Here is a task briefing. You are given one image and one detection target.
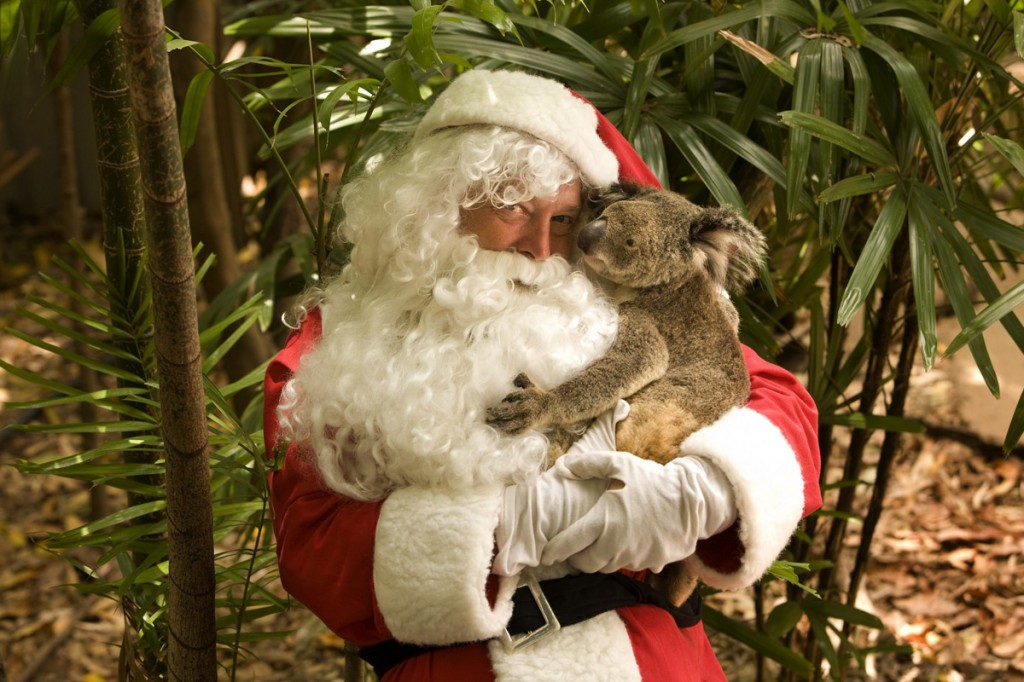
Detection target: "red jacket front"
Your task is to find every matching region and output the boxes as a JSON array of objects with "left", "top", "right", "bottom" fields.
[{"left": 263, "top": 308, "right": 820, "bottom": 681}]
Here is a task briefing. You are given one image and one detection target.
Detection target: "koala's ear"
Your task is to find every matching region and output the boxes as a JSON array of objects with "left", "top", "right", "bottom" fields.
[
  {"left": 586, "top": 181, "right": 653, "bottom": 213},
  {"left": 690, "top": 207, "right": 769, "bottom": 291}
]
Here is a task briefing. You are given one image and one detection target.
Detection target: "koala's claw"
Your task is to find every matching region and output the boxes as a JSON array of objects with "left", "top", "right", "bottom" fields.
[
  {"left": 513, "top": 373, "right": 535, "bottom": 389},
  {"left": 485, "top": 405, "right": 529, "bottom": 433},
  {"left": 486, "top": 387, "right": 547, "bottom": 434}
]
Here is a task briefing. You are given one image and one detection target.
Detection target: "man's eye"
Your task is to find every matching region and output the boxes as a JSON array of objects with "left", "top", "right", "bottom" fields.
[
  {"left": 551, "top": 215, "right": 578, "bottom": 236},
  {"left": 499, "top": 203, "right": 523, "bottom": 213}
]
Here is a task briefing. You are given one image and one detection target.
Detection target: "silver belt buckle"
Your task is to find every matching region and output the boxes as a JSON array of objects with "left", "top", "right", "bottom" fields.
[{"left": 499, "top": 573, "right": 561, "bottom": 653}]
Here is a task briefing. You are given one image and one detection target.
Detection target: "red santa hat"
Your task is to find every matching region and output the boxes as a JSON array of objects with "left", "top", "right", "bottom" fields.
[{"left": 415, "top": 69, "right": 662, "bottom": 190}]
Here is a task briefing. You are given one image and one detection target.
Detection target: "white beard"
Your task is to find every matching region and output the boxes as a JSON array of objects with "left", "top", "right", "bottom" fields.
[{"left": 280, "top": 246, "right": 619, "bottom": 500}]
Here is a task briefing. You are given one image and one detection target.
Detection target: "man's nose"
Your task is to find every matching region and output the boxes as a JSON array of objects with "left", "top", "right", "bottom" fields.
[{"left": 516, "top": 217, "right": 551, "bottom": 260}]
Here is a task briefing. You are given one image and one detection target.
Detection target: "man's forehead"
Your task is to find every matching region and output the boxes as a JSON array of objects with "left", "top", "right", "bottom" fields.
[{"left": 530, "top": 180, "right": 583, "bottom": 205}]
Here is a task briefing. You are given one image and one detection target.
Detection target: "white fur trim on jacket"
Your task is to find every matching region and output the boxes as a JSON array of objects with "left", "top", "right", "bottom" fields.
[
  {"left": 374, "top": 485, "right": 518, "bottom": 644},
  {"left": 488, "top": 610, "right": 641, "bottom": 682},
  {"left": 679, "top": 406, "right": 804, "bottom": 589},
  {"left": 415, "top": 70, "right": 619, "bottom": 187}
]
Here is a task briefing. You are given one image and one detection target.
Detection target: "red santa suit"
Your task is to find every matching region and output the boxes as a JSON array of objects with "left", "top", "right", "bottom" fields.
[
  {"left": 263, "top": 71, "right": 821, "bottom": 681},
  {"left": 264, "top": 313, "right": 819, "bottom": 681}
]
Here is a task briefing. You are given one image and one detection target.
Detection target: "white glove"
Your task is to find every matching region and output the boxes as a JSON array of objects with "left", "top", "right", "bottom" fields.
[
  {"left": 562, "top": 399, "right": 631, "bottom": 455},
  {"left": 492, "top": 401, "right": 630, "bottom": 576},
  {"left": 541, "top": 450, "right": 738, "bottom": 574}
]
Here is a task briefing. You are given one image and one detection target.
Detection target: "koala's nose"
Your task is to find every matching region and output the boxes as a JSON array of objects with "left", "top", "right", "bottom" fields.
[{"left": 577, "top": 217, "right": 606, "bottom": 254}]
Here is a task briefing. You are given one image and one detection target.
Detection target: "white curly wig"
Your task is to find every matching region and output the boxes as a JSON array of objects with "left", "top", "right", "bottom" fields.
[{"left": 277, "top": 126, "right": 619, "bottom": 500}]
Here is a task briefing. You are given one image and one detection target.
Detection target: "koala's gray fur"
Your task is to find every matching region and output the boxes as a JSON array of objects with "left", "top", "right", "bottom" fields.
[
  {"left": 486, "top": 183, "right": 768, "bottom": 605},
  {"left": 488, "top": 183, "right": 767, "bottom": 463}
]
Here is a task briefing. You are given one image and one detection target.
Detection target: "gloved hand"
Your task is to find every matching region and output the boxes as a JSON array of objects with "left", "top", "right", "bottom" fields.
[
  {"left": 492, "top": 401, "right": 630, "bottom": 576},
  {"left": 561, "top": 399, "right": 631, "bottom": 455},
  {"left": 540, "top": 450, "right": 737, "bottom": 574}
]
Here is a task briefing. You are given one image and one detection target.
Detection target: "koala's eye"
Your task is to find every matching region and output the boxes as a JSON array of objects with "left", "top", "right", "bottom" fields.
[{"left": 625, "top": 238, "right": 636, "bottom": 247}]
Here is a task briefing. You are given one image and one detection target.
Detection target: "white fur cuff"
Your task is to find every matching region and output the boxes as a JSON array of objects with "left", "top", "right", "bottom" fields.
[
  {"left": 374, "top": 485, "right": 518, "bottom": 644},
  {"left": 679, "top": 407, "right": 804, "bottom": 589}
]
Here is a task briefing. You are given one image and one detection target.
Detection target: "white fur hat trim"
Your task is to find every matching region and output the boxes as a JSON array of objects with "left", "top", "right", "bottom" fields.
[{"left": 414, "top": 69, "right": 619, "bottom": 187}]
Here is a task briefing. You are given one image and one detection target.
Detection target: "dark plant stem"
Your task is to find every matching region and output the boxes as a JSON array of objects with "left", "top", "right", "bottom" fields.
[
  {"left": 230, "top": 496, "right": 269, "bottom": 682},
  {"left": 846, "top": 288, "right": 919, "bottom": 606},
  {"left": 344, "top": 641, "right": 364, "bottom": 682},
  {"left": 793, "top": 250, "right": 849, "bottom": 572},
  {"left": 816, "top": 234, "right": 909, "bottom": 594},
  {"left": 783, "top": 250, "right": 851, "bottom": 682},
  {"left": 754, "top": 581, "right": 765, "bottom": 682},
  {"left": 804, "top": 233, "right": 910, "bottom": 675},
  {"left": 831, "top": 270, "right": 919, "bottom": 672}
]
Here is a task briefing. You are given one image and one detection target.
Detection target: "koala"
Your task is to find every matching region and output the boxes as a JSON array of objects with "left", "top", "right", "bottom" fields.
[
  {"left": 486, "top": 184, "right": 768, "bottom": 607},
  {"left": 487, "top": 183, "right": 768, "bottom": 465}
]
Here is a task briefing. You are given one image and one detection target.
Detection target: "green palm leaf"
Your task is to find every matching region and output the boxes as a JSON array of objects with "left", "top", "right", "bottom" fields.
[
  {"left": 929, "top": 216, "right": 1000, "bottom": 397},
  {"left": 703, "top": 606, "right": 814, "bottom": 679},
  {"left": 906, "top": 188, "right": 938, "bottom": 368},
  {"left": 818, "top": 172, "right": 897, "bottom": 203},
  {"left": 5, "top": 387, "right": 154, "bottom": 421},
  {"left": 642, "top": 0, "right": 814, "bottom": 59},
  {"left": 862, "top": 36, "right": 955, "bottom": 209},
  {"left": 786, "top": 37, "right": 820, "bottom": 218},
  {"left": 943, "top": 278, "right": 1024, "bottom": 356},
  {"left": 837, "top": 183, "right": 908, "bottom": 326},
  {"left": 17, "top": 437, "right": 162, "bottom": 474},
  {"left": 983, "top": 133, "right": 1024, "bottom": 178},
  {"left": 778, "top": 111, "right": 896, "bottom": 168},
  {"left": 511, "top": 15, "right": 629, "bottom": 87},
  {"left": 2, "top": 328, "right": 140, "bottom": 383},
  {"left": 15, "top": 306, "right": 139, "bottom": 363},
  {"left": 651, "top": 113, "right": 746, "bottom": 212}
]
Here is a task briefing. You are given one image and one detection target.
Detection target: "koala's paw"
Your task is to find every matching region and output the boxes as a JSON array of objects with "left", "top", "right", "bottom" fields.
[
  {"left": 486, "top": 378, "right": 550, "bottom": 434},
  {"left": 512, "top": 373, "right": 534, "bottom": 389}
]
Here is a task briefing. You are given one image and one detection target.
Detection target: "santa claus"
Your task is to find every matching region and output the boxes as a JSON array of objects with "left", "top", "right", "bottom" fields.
[{"left": 264, "top": 69, "right": 821, "bottom": 681}]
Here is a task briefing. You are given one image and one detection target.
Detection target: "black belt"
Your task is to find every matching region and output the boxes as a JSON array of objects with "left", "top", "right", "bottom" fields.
[{"left": 359, "top": 572, "right": 701, "bottom": 679}]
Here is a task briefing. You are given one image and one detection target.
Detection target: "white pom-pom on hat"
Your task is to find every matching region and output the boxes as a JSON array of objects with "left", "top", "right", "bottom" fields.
[{"left": 414, "top": 69, "right": 619, "bottom": 188}]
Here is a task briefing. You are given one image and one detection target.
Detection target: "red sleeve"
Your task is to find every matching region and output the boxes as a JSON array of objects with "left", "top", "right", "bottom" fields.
[
  {"left": 690, "top": 346, "right": 821, "bottom": 578},
  {"left": 263, "top": 309, "right": 392, "bottom": 645},
  {"left": 263, "top": 309, "right": 322, "bottom": 454},
  {"left": 741, "top": 345, "right": 822, "bottom": 518}
]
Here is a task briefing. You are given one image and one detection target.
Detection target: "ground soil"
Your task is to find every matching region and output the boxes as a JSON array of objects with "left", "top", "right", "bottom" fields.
[{"left": 1, "top": 231, "right": 1022, "bottom": 682}]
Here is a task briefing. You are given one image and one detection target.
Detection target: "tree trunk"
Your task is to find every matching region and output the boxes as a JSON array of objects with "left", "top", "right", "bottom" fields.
[
  {"left": 169, "top": 0, "right": 273, "bottom": 404},
  {"left": 51, "top": 30, "right": 109, "bottom": 520},
  {"left": 84, "top": 0, "right": 149, "bottom": 346},
  {"left": 81, "top": 2, "right": 166, "bottom": 674},
  {"left": 117, "top": 2, "right": 217, "bottom": 679}
]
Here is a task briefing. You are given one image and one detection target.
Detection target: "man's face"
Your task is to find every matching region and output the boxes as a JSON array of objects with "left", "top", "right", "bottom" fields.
[{"left": 460, "top": 180, "right": 582, "bottom": 260}]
